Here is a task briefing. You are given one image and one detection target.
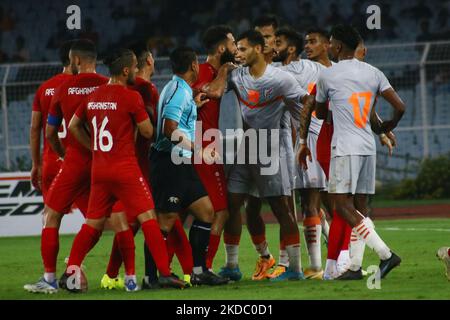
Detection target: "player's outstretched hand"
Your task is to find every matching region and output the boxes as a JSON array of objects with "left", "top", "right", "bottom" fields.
[
  {"left": 297, "top": 143, "right": 312, "bottom": 170},
  {"left": 31, "top": 164, "right": 42, "bottom": 192},
  {"left": 195, "top": 92, "right": 210, "bottom": 108}
]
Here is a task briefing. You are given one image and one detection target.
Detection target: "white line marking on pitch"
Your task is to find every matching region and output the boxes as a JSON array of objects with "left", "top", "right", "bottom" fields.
[{"left": 378, "top": 227, "right": 450, "bottom": 232}]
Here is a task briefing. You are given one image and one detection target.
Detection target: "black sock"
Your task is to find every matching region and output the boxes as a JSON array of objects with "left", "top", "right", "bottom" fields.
[
  {"left": 189, "top": 219, "right": 211, "bottom": 271},
  {"left": 144, "top": 242, "right": 158, "bottom": 282}
]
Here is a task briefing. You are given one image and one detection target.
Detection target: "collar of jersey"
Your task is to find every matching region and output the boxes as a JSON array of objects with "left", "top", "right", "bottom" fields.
[{"left": 172, "top": 75, "right": 192, "bottom": 96}]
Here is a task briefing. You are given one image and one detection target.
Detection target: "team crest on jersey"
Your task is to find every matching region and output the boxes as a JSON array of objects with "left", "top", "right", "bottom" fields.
[
  {"left": 247, "top": 89, "right": 260, "bottom": 104},
  {"left": 263, "top": 87, "right": 274, "bottom": 100}
]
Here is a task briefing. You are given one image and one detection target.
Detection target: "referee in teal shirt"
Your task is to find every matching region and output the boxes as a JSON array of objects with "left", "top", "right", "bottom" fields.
[{"left": 148, "top": 46, "right": 229, "bottom": 286}]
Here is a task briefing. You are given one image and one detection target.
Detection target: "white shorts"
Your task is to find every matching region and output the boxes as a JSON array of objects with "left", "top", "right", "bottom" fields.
[
  {"left": 328, "top": 155, "right": 376, "bottom": 195},
  {"left": 294, "top": 133, "right": 327, "bottom": 190},
  {"left": 227, "top": 155, "right": 292, "bottom": 198}
]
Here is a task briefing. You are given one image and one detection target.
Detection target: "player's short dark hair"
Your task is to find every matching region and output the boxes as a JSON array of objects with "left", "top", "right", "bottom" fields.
[
  {"left": 202, "top": 25, "right": 233, "bottom": 55},
  {"left": 237, "top": 30, "right": 265, "bottom": 49},
  {"left": 330, "top": 24, "right": 361, "bottom": 51},
  {"left": 253, "top": 14, "right": 279, "bottom": 30},
  {"left": 169, "top": 46, "right": 197, "bottom": 74},
  {"left": 103, "top": 48, "right": 135, "bottom": 76},
  {"left": 59, "top": 40, "right": 76, "bottom": 66},
  {"left": 70, "top": 39, "right": 97, "bottom": 62},
  {"left": 275, "top": 28, "right": 303, "bottom": 55},
  {"left": 128, "top": 41, "right": 150, "bottom": 69},
  {"left": 305, "top": 27, "right": 330, "bottom": 42}
]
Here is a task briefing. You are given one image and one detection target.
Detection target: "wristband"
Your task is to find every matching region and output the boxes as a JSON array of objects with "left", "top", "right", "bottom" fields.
[{"left": 299, "top": 138, "right": 306, "bottom": 145}]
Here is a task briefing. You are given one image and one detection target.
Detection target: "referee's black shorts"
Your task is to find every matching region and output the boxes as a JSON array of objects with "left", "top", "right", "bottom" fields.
[{"left": 149, "top": 148, "right": 208, "bottom": 213}]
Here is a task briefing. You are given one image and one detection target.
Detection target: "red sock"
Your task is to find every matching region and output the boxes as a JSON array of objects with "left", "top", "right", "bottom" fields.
[
  {"left": 106, "top": 225, "right": 139, "bottom": 278},
  {"left": 448, "top": 248, "right": 450, "bottom": 256},
  {"left": 327, "top": 210, "right": 346, "bottom": 260},
  {"left": 223, "top": 233, "right": 241, "bottom": 245},
  {"left": 172, "top": 218, "right": 194, "bottom": 275},
  {"left": 166, "top": 230, "right": 177, "bottom": 265},
  {"left": 340, "top": 223, "right": 352, "bottom": 251},
  {"left": 41, "top": 227, "right": 59, "bottom": 273},
  {"left": 106, "top": 236, "right": 121, "bottom": 278},
  {"left": 116, "top": 229, "right": 136, "bottom": 276},
  {"left": 206, "top": 233, "right": 221, "bottom": 270},
  {"left": 67, "top": 224, "right": 101, "bottom": 268},
  {"left": 141, "top": 219, "right": 171, "bottom": 277}
]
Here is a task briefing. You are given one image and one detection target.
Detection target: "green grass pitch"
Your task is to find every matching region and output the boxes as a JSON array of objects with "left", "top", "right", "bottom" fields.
[{"left": 1, "top": 218, "right": 449, "bottom": 300}]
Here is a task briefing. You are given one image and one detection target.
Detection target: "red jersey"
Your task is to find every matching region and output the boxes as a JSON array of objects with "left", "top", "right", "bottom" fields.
[
  {"left": 49, "top": 73, "right": 109, "bottom": 161},
  {"left": 311, "top": 84, "right": 333, "bottom": 178},
  {"left": 191, "top": 63, "right": 221, "bottom": 135},
  {"left": 129, "top": 77, "right": 159, "bottom": 125},
  {"left": 128, "top": 77, "right": 159, "bottom": 179},
  {"left": 32, "top": 73, "right": 72, "bottom": 163},
  {"left": 75, "top": 84, "right": 149, "bottom": 167}
]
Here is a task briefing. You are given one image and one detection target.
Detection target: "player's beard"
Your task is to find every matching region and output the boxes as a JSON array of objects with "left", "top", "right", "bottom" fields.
[
  {"left": 273, "top": 48, "right": 288, "bottom": 63},
  {"left": 220, "top": 48, "right": 236, "bottom": 65},
  {"left": 70, "top": 62, "right": 79, "bottom": 75},
  {"left": 126, "top": 73, "right": 136, "bottom": 85}
]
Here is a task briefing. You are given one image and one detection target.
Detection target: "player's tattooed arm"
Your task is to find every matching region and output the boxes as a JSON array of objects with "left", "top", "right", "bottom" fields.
[
  {"left": 299, "top": 94, "right": 315, "bottom": 141},
  {"left": 201, "top": 63, "right": 236, "bottom": 99},
  {"left": 46, "top": 123, "right": 65, "bottom": 158},
  {"left": 297, "top": 94, "right": 315, "bottom": 169},
  {"left": 315, "top": 101, "right": 328, "bottom": 120},
  {"left": 68, "top": 115, "right": 91, "bottom": 150},
  {"left": 30, "top": 111, "right": 42, "bottom": 191}
]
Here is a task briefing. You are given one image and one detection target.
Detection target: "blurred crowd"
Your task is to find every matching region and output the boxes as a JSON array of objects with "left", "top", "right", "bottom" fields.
[{"left": 0, "top": 0, "right": 449, "bottom": 63}]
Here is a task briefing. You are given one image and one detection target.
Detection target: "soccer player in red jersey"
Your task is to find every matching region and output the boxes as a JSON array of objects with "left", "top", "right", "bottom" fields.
[
  {"left": 30, "top": 40, "right": 75, "bottom": 201},
  {"left": 101, "top": 43, "right": 193, "bottom": 289},
  {"left": 24, "top": 39, "right": 108, "bottom": 294},
  {"left": 191, "top": 25, "right": 237, "bottom": 273},
  {"left": 61, "top": 48, "right": 186, "bottom": 292}
]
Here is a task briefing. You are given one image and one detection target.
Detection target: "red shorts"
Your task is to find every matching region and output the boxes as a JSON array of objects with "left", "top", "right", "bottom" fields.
[
  {"left": 194, "top": 162, "right": 228, "bottom": 212},
  {"left": 45, "top": 156, "right": 91, "bottom": 216},
  {"left": 41, "top": 157, "right": 63, "bottom": 201},
  {"left": 316, "top": 122, "right": 333, "bottom": 180},
  {"left": 87, "top": 161, "right": 154, "bottom": 220}
]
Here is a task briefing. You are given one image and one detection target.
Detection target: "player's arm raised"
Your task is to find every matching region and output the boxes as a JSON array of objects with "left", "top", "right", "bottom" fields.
[
  {"left": 68, "top": 114, "right": 91, "bottom": 150},
  {"left": 201, "top": 63, "right": 236, "bottom": 99}
]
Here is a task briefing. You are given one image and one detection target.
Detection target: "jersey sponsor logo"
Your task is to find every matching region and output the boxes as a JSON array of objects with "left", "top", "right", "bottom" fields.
[
  {"left": 45, "top": 88, "right": 55, "bottom": 96},
  {"left": 68, "top": 86, "right": 99, "bottom": 95},
  {"left": 87, "top": 102, "right": 117, "bottom": 110}
]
